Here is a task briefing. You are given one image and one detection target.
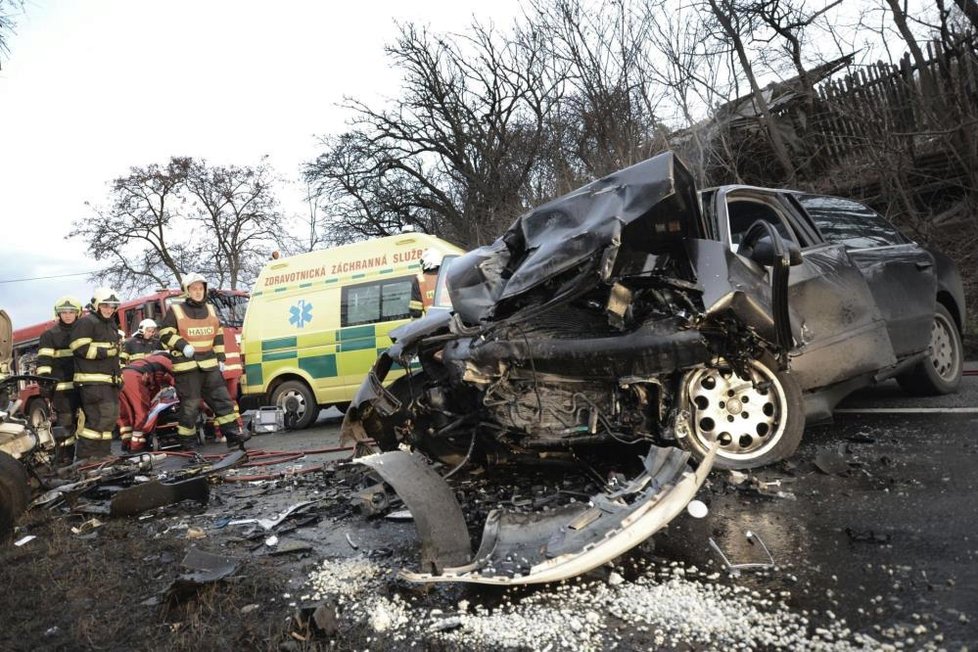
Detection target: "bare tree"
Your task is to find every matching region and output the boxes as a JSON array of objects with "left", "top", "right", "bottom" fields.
[
  {"left": 71, "top": 158, "right": 194, "bottom": 292},
  {"left": 703, "top": 0, "right": 797, "bottom": 180},
  {"left": 71, "top": 157, "right": 283, "bottom": 294},
  {"left": 0, "top": 0, "right": 23, "bottom": 69},
  {"left": 183, "top": 157, "right": 280, "bottom": 289},
  {"left": 306, "top": 20, "right": 564, "bottom": 248},
  {"left": 952, "top": 0, "right": 978, "bottom": 29}
]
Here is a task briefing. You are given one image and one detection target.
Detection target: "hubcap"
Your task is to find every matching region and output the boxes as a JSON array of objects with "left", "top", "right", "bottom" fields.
[
  {"left": 929, "top": 314, "right": 960, "bottom": 381},
  {"left": 277, "top": 389, "right": 308, "bottom": 419},
  {"left": 685, "top": 360, "right": 786, "bottom": 462}
]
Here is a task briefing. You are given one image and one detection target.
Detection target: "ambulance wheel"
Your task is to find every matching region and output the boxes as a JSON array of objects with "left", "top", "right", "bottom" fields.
[
  {"left": 0, "top": 451, "right": 30, "bottom": 542},
  {"left": 272, "top": 381, "right": 318, "bottom": 429}
]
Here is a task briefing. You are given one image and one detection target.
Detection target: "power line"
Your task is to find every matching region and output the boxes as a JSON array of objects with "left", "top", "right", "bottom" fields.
[{"left": 0, "top": 270, "right": 99, "bottom": 284}]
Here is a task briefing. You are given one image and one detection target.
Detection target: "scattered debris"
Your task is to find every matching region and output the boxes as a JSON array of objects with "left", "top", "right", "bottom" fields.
[
  {"left": 344, "top": 532, "right": 358, "bottom": 550},
  {"left": 70, "top": 518, "right": 105, "bottom": 535},
  {"left": 13, "top": 534, "right": 35, "bottom": 547},
  {"left": 166, "top": 548, "right": 241, "bottom": 604},
  {"left": 686, "top": 499, "right": 708, "bottom": 518},
  {"left": 814, "top": 448, "right": 849, "bottom": 476},
  {"left": 845, "top": 528, "right": 892, "bottom": 544},
  {"left": 709, "top": 530, "right": 775, "bottom": 573}
]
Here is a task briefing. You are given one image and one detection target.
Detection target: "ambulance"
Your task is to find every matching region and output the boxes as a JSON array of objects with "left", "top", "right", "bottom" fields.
[{"left": 241, "top": 233, "right": 464, "bottom": 428}]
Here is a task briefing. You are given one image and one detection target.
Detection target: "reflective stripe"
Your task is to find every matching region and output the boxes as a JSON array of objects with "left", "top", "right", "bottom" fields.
[
  {"left": 74, "top": 372, "right": 115, "bottom": 383},
  {"left": 54, "top": 349, "right": 74, "bottom": 358},
  {"left": 223, "top": 364, "right": 242, "bottom": 372},
  {"left": 79, "top": 427, "right": 104, "bottom": 441},
  {"left": 177, "top": 425, "right": 196, "bottom": 436},
  {"left": 63, "top": 436, "right": 76, "bottom": 446},
  {"left": 119, "top": 426, "right": 133, "bottom": 435},
  {"left": 86, "top": 346, "right": 99, "bottom": 360},
  {"left": 172, "top": 360, "right": 198, "bottom": 372},
  {"left": 173, "top": 303, "right": 220, "bottom": 352},
  {"left": 214, "top": 412, "right": 240, "bottom": 425},
  {"left": 55, "top": 381, "right": 75, "bottom": 391},
  {"left": 38, "top": 347, "right": 56, "bottom": 357},
  {"left": 198, "top": 358, "right": 218, "bottom": 369},
  {"left": 70, "top": 337, "right": 93, "bottom": 351},
  {"left": 224, "top": 352, "right": 240, "bottom": 360},
  {"left": 36, "top": 366, "right": 53, "bottom": 376},
  {"left": 129, "top": 352, "right": 147, "bottom": 361},
  {"left": 213, "top": 344, "right": 226, "bottom": 354}
]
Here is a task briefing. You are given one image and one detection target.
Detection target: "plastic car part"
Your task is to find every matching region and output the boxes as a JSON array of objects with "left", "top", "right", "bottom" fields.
[{"left": 363, "top": 442, "right": 716, "bottom": 585}]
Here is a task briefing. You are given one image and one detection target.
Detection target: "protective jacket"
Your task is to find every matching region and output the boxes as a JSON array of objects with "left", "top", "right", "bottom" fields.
[
  {"left": 121, "top": 334, "right": 160, "bottom": 363},
  {"left": 70, "top": 313, "right": 121, "bottom": 385},
  {"left": 37, "top": 321, "right": 77, "bottom": 391},
  {"left": 160, "top": 299, "right": 225, "bottom": 374}
]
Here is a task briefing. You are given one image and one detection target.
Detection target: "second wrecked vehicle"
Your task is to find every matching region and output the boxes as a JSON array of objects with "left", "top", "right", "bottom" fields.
[{"left": 341, "top": 152, "right": 965, "bottom": 584}]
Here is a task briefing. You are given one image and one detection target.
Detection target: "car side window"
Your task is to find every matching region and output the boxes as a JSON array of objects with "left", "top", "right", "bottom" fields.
[
  {"left": 795, "top": 194, "right": 907, "bottom": 248},
  {"left": 727, "top": 199, "right": 797, "bottom": 245}
]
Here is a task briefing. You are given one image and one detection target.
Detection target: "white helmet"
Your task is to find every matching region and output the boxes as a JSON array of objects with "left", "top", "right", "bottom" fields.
[
  {"left": 181, "top": 272, "right": 208, "bottom": 293},
  {"left": 137, "top": 318, "right": 158, "bottom": 335},
  {"left": 420, "top": 248, "right": 442, "bottom": 272},
  {"left": 91, "top": 287, "right": 121, "bottom": 311}
]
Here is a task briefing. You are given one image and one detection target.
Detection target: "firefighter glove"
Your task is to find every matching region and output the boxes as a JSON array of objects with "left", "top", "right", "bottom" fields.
[
  {"left": 219, "top": 361, "right": 226, "bottom": 373},
  {"left": 182, "top": 344, "right": 196, "bottom": 358}
]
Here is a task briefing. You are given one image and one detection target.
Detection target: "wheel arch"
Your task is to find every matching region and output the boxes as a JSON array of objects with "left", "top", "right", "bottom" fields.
[
  {"left": 936, "top": 290, "right": 963, "bottom": 333},
  {"left": 265, "top": 371, "right": 317, "bottom": 406}
]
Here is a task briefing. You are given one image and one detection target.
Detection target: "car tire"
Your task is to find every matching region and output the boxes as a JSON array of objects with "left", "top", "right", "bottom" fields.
[
  {"left": 271, "top": 380, "right": 318, "bottom": 430},
  {"left": 680, "top": 354, "right": 805, "bottom": 470},
  {"left": 896, "top": 304, "right": 963, "bottom": 396},
  {"left": 0, "top": 451, "right": 31, "bottom": 542}
]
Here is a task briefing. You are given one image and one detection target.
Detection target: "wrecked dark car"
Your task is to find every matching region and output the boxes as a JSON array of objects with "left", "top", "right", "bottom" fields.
[{"left": 341, "top": 151, "right": 965, "bottom": 584}]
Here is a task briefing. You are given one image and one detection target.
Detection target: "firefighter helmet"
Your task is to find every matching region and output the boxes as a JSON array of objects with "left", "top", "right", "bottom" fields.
[
  {"left": 53, "top": 296, "right": 82, "bottom": 317},
  {"left": 181, "top": 272, "right": 208, "bottom": 293},
  {"left": 420, "top": 248, "right": 442, "bottom": 272},
  {"left": 91, "top": 287, "right": 121, "bottom": 311},
  {"left": 137, "top": 318, "right": 157, "bottom": 335}
]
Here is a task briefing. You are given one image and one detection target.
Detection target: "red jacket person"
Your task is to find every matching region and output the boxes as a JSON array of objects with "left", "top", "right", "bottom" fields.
[
  {"left": 159, "top": 272, "right": 250, "bottom": 450},
  {"left": 117, "top": 351, "right": 174, "bottom": 452}
]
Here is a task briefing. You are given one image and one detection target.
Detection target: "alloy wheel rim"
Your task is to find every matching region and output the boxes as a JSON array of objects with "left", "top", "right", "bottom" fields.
[
  {"left": 278, "top": 389, "right": 308, "bottom": 419},
  {"left": 686, "top": 360, "right": 786, "bottom": 462},
  {"left": 930, "top": 314, "right": 960, "bottom": 381}
]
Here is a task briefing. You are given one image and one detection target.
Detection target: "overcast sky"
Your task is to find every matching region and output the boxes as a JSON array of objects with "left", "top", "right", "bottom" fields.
[{"left": 0, "top": 0, "right": 519, "bottom": 328}]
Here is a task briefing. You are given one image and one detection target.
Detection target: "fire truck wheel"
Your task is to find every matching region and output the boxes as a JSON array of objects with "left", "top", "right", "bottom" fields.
[{"left": 0, "top": 451, "right": 30, "bottom": 542}]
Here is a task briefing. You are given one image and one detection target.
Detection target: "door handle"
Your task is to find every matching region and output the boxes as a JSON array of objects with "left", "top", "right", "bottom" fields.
[{"left": 915, "top": 261, "right": 933, "bottom": 270}]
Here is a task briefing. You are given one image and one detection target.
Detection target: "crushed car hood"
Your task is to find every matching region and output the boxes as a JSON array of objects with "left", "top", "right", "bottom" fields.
[{"left": 446, "top": 152, "right": 707, "bottom": 324}]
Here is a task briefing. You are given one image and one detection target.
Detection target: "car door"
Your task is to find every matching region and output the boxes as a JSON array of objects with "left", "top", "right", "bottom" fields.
[
  {"left": 791, "top": 193, "right": 936, "bottom": 359},
  {"left": 712, "top": 187, "right": 897, "bottom": 392}
]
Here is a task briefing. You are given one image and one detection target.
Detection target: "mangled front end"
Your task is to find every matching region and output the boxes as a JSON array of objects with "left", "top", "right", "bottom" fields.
[{"left": 342, "top": 152, "right": 796, "bottom": 584}]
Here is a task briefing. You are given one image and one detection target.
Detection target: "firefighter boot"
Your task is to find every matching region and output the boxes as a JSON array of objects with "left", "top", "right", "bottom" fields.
[
  {"left": 75, "top": 438, "right": 111, "bottom": 462},
  {"left": 178, "top": 435, "right": 199, "bottom": 452},
  {"left": 130, "top": 432, "right": 146, "bottom": 453},
  {"left": 226, "top": 426, "right": 251, "bottom": 450}
]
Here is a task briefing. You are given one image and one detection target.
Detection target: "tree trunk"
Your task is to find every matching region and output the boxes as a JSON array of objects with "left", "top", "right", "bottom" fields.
[
  {"left": 953, "top": 0, "right": 978, "bottom": 31},
  {"left": 708, "top": 0, "right": 796, "bottom": 180}
]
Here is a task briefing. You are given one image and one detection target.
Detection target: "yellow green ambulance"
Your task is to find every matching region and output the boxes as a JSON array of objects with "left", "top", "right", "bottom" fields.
[{"left": 241, "top": 233, "right": 463, "bottom": 428}]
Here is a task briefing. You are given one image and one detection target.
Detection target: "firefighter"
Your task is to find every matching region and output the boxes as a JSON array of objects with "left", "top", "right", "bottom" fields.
[
  {"left": 159, "top": 272, "right": 250, "bottom": 450},
  {"left": 410, "top": 248, "right": 442, "bottom": 316},
  {"left": 117, "top": 350, "right": 173, "bottom": 452},
  {"left": 121, "top": 318, "right": 160, "bottom": 363},
  {"left": 36, "top": 296, "right": 83, "bottom": 463},
  {"left": 70, "top": 287, "right": 123, "bottom": 460}
]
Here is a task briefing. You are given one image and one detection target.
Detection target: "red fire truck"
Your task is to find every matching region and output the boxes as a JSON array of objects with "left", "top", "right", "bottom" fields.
[{"left": 10, "top": 288, "right": 249, "bottom": 426}]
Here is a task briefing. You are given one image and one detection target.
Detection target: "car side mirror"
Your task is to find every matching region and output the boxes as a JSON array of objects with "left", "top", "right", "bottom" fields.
[{"left": 740, "top": 234, "right": 803, "bottom": 267}]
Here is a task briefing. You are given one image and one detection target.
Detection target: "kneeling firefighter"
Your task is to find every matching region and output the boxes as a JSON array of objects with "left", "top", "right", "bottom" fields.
[
  {"left": 70, "top": 287, "right": 123, "bottom": 460},
  {"left": 159, "top": 272, "right": 250, "bottom": 450}
]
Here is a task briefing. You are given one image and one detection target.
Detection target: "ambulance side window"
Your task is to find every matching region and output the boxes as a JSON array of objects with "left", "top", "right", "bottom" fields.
[{"left": 341, "top": 277, "right": 414, "bottom": 327}]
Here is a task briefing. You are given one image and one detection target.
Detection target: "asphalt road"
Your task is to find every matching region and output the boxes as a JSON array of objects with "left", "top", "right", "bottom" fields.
[{"left": 228, "top": 376, "right": 978, "bottom": 648}]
